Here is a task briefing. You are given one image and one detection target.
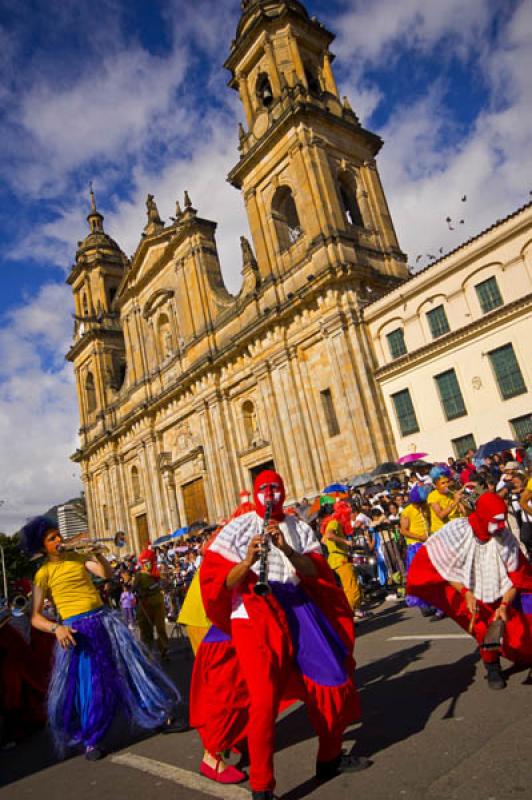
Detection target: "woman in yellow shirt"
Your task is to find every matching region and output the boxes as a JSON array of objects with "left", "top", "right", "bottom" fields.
[
  {"left": 23, "top": 516, "right": 186, "bottom": 761},
  {"left": 400, "top": 485, "right": 439, "bottom": 617}
]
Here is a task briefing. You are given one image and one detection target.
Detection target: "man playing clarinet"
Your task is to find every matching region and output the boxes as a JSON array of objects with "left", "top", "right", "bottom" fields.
[{"left": 191, "top": 469, "right": 369, "bottom": 800}]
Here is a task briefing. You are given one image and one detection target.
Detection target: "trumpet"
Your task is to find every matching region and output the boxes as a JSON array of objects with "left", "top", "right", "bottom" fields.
[
  {"left": 10, "top": 594, "right": 30, "bottom": 616},
  {"left": 449, "top": 481, "right": 478, "bottom": 514},
  {"left": 58, "top": 531, "right": 127, "bottom": 555}
]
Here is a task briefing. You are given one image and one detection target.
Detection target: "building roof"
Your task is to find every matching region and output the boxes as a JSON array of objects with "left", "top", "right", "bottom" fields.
[{"left": 365, "top": 199, "right": 532, "bottom": 313}]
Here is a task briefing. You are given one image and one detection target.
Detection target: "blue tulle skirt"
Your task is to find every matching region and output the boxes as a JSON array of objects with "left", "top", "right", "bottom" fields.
[
  {"left": 48, "top": 607, "right": 179, "bottom": 754},
  {"left": 405, "top": 543, "right": 433, "bottom": 609}
]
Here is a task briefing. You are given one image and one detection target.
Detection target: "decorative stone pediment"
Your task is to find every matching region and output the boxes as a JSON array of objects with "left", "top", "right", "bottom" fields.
[{"left": 142, "top": 288, "right": 174, "bottom": 319}]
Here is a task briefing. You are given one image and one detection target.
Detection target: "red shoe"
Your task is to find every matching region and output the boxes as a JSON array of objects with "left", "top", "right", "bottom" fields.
[{"left": 200, "top": 760, "right": 247, "bottom": 784}]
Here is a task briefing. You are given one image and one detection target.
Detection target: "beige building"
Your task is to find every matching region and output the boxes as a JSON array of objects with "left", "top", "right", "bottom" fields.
[
  {"left": 66, "top": 0, "right": 408, "bottom": 550},
  {"left": 364, "top": 203, "right": 532, "bottom": 462}
]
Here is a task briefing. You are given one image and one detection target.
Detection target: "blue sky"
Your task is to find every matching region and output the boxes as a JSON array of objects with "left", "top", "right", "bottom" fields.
[{"left": 1, "top": 0, "right": 531, "bottom": 531}]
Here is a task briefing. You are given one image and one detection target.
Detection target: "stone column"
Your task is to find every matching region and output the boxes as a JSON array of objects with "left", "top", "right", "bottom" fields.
[
  {"left": 221, "top": 389, "right": 246, "bottom": 494},
  {"left": 345, "top": 310, "right": 397, "bottom": 462},
  {"left": 82, "top": 470, "right": 96, "bottom": 537},
  {"left": 103, "top": 463, "right": 117, "bottom": 533},
  {"left": 254, "top": 361, "right": 293, "bottom": 487},
  {"left": 109, "top": 456, "right": 128, "bottom": 533},
  {"left": 286, "top": 347, "right": 322, "bottom": 491},
  {"left": 205, "top": 392, "right": 235, "bottom": 515},
  {"left": 317, "top": 305, "right": 373, "bottom": 470},
  {"left": 196, "top": 404, "right": 225, "bottom": 520},
  {"left": 268, "top": 353, "right": 308, "bottom": 499},
  {"left": 163, "top": 472, "right": 180, "bottom": 530},
  {"left": 145, "top": 434, "right": 166, "bottom": 535},
  {"left": 322, "top": 52, "right": 339, "bottom": 96},
  {"left": 138, "top": 442, "right": 156, "bottom": 541},
  {"left": 236, "top": 71, "right": 254, "bottom": 128},
  {"left": 287, "top": 28, "right": 306, "bottom": 84},
  {"left": 263, "top": 36, "right": 282, "bottom": 95},
  {"left": 294, "top": 351, "right": 332, "bottom": 484}
]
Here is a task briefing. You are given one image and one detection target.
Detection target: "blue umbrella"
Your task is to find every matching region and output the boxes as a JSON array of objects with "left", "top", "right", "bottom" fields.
[
  {"left": 169, "top": 526, "right": 189, "bottom": 539},
  {"left": 322, "top": 482, "right": 349, "bottom": 493},
  {"left": 474, "top": 437, "right": 521, "bottom": 460},
  {"left": 152, "top": 534, "right": 172, "bottom": 546}
]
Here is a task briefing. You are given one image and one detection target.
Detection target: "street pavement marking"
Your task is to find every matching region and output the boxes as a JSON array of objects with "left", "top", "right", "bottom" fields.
[
  {"left": 110, "top": 752, "right": 250, "bottom": 799},
  {"left": 388, "top": 634, "right": 470, "bottom": 641}
]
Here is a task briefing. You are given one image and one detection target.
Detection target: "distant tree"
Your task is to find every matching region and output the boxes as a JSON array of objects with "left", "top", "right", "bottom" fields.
[{"left": 0, "top": 532, "right": 34, "bottom": 586}]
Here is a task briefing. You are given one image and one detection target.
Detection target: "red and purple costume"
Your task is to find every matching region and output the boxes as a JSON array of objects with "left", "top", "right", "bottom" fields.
[
  {"left": 190, "top": 471, "right": 361, "bottom": 794},
  {"left": 407, "top": 493, "right": 532, "bottom": 666}
]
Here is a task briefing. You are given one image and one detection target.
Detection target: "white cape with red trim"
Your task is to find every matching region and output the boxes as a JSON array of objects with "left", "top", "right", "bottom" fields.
[{"left": 425, "top": 517, "right": 519, "bottom": 603}]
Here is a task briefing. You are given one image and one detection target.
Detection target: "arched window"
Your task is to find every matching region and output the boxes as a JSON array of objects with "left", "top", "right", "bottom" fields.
[
  {"left": 157, "top": 313, "right": 173, "bottom": 359},
  {"left": 272, "top": 186, "right": 303, "bottom": 251},
  {"left": 131, "top": 466, "right": 141, "bottom": 500},
  {"left": 304, "top": 65, "right": 321, "bottom": 97},
  {"left": 256, "top": 72, "right": 274, "bottom": 108},
  {"left": 82, "top": 292, "right": 89, "bottom": 316},
  {"left": 86, "top": 372, "right": 96, "bottom": 414},
  {"left": 338, "top": 172, "right": 364, "bottom": 228},
  {"left": 242, "top": 400, "right": 258, "bottom": 447},
  {"left": 108, "top": 285, "right": 118, "bottom": 309}
]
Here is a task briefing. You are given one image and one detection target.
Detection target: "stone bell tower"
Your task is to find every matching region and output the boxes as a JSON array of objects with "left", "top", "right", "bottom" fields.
[
  {"left": 226, "top": 0, "right": 407, "bottom": 300},
  {"left": 66, "top": 187, "right": 128, "bottom": 446}
]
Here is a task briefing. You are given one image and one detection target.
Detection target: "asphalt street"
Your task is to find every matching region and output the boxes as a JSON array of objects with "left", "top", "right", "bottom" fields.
[{"left": 1, "top": 601, "right": 531, "bottom": 800}]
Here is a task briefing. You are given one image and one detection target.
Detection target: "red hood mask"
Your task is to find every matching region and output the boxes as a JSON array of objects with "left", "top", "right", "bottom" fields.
[
  {"left": 253, "top": 469, "right": 285, "bottom": 521},
  {"left": 469, "top": 493, "right": 508, "bottom": 542}
]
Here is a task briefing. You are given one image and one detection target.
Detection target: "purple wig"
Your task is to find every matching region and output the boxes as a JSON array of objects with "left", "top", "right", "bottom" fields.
[
  {"left": 19, "top": 515, "right": 57, "bottom": 557},
  {"left": 409, "top": 485, "right": 431, "bottom": 505}
]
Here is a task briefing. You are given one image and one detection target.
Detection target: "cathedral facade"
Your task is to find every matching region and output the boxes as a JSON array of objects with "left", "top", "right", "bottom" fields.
[{"left": 67, "top": 0, "right": 408, "bottom": 550}]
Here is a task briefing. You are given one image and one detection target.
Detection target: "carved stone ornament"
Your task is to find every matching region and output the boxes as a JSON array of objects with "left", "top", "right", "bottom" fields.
[
  {"left": 174, "top": 422, "right": 193, "bottom": 451},
  {"left": 472, "top": 376, "right": 482, "bottom": 390}
]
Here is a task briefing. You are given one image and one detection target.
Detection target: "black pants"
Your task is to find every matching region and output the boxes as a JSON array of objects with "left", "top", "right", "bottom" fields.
[{"left": 520, "top": 520, "right": 532, "bottom": 557}]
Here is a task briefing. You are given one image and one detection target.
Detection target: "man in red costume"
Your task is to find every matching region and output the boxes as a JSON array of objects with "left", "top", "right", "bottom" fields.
[
  {"left": 191, "top": 470, "right": 367, "bottom": 800},
  {"left": 407, "top": 492, "right": 532, "bottom": 689}
]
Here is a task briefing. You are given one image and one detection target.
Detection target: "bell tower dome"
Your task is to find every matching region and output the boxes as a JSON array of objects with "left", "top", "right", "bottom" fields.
[{"left": 226, "top": 0, "right": 407, "bottom": 297}]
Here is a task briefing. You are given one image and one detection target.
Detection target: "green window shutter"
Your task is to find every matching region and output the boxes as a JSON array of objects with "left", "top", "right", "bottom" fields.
[
  {"left": 510, "top": 413, "right": 532, "bottom": 440},
  {"left": 391, "top": 389, "right": 419, "bottom": 436},
  {"left": 386, "top": 328, "right": 407, "bottom": 359},
  {"left": 434, "top": 369, "right": 467, "bottom": 420},
  {"left": 426, "top": 305, "right": 450, "bottom": 339},
  {"left": 489, "top": 344, "right": 526, "bottom": 399},
  {"left": 475, "top": 277, "right": 503, "bottom": 314},
  {"left": 451, "top": 434, "right": 476, "bottom": 459}
]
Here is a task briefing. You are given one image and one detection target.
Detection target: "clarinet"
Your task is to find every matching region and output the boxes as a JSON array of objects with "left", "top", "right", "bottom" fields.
[{"left": 254, "top": 498, "right": 274, "bottom": 596}]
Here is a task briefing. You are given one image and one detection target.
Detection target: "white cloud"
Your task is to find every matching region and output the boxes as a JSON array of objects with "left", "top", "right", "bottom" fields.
[
  {"left": 0, "top": 283, "right": 81, "bottom": 533},
  {"left": 332, "top": 0, "right": 492, "bottom": 64},
  {"left": 332, "top": 0, "right": 532, "bottom": 268}
]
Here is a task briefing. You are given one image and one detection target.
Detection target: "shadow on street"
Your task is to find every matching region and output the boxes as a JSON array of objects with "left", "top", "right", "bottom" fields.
[{"left": 0, "top": 636, "right": 194, "bottom": 788}]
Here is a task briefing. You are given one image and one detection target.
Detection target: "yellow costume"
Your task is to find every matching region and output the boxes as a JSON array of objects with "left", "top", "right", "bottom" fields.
[
  {"left": 427, "top": 489, "right": 460, "bottom": 533},
  {"left": 33, "top": 552, "right": 103, "bottom": 620},
  {"left": 400, "top": 504, "right": 430, "bottom": 544},
  {"left": 178, "top": 571, "right": 210, "bottom": 654},
  {"left": 323, "top": 519, "right": 361, "bottom": 612}
]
